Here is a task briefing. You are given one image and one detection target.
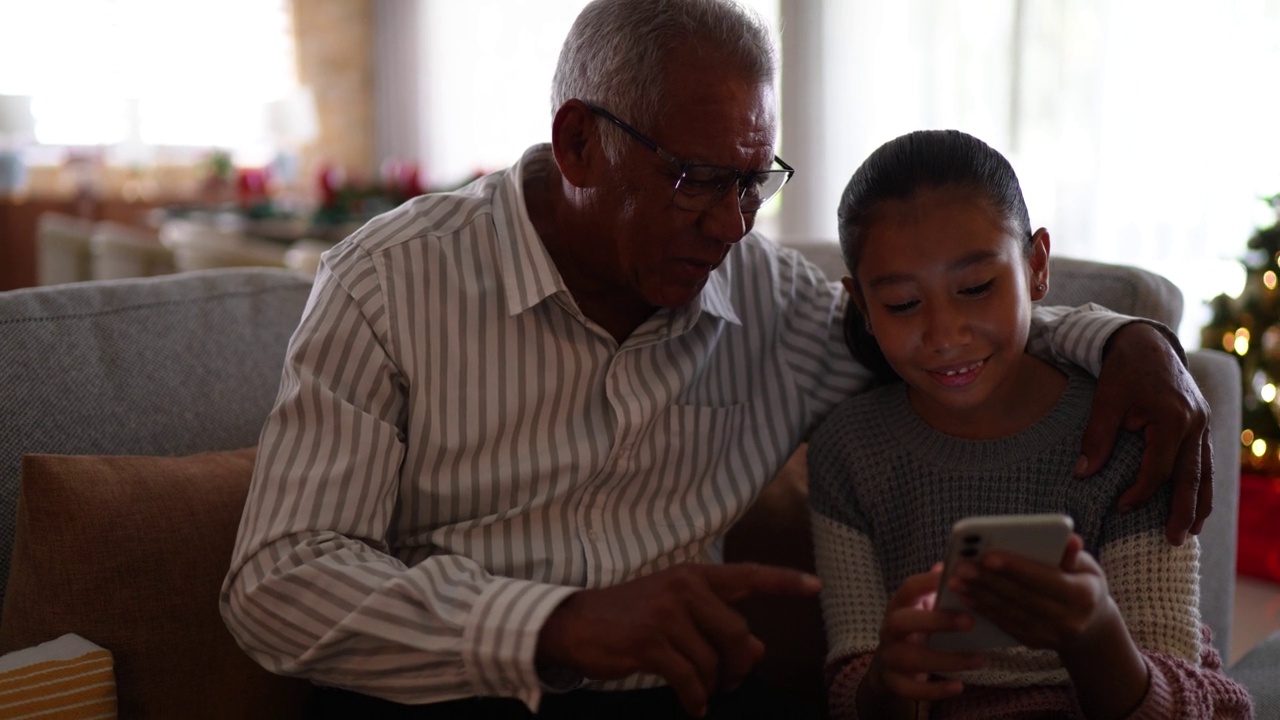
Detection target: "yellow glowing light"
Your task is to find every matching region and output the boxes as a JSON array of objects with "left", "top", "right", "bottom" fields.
[
  {"left": 1235, "top": 336, "right": 1250, "bottom": 355},
  {"left": 1263, "top": 385, "right": 1277, "bottom": 403},
  {"left": 1253, "top": 439, "right": 1268, "bottom": 457},
  {"left": 1242, "top": 429, "right": 1255, "bottom": 446},
  {"left": 1266, "top": 271, "right": 1278, "bottom": 290},
  {"left": 1223, "top": 332, "right": 1236, "bottom": 352}
]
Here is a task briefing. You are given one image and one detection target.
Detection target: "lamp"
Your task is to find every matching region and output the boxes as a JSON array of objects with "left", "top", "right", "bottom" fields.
[
  {"left": 109, "top": 98, "right": 154, "bottom": 167},
  {"left": 0, "top": 95, "right": 35, "bottom": 195},
  {"left": 111, "top": 99, "right": 159, "bottom": 203},
  {"left": 265, "top": 86, "right": 319, "bottom": 188}
]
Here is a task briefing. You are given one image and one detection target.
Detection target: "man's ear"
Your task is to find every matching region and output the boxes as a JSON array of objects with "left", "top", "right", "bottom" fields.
[
  {"left": 552, "top": 100, "right": 601, "bottom": 188},
  {"left": 1029, "top": 228, "right": 1051, "bottom": 300},
  {"left": 842, "top": 275, "right": 872, "bottom": 334}
]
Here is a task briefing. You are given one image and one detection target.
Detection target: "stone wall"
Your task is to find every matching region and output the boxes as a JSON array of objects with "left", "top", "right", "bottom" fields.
[{"left": 291, "top": 0, "right": 377, "bottom": 184}]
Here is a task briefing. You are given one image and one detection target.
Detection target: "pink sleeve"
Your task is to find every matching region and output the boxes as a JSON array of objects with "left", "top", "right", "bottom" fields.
[
  {"left": 826, "top": 653, "right": 876, "bottom": 719},
  {"left": 1126, "top": 628, "right": 1253, "bottom": 720}
]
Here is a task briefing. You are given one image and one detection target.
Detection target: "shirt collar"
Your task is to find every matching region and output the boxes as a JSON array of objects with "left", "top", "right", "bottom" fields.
[
  {"left": 495, "top": 145, "right": 566, "bottom": 317},
  {"left": 695, "top": 261, "right": 741, "bottom": 325},
  {"left": 495, "top": 144, "right": 740, "bottom": 327}
]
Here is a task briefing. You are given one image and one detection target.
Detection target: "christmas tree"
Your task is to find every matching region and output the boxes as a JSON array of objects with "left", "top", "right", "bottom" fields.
[{"left": 1201, "top": 194, "right": 1280, "bottom": 472}]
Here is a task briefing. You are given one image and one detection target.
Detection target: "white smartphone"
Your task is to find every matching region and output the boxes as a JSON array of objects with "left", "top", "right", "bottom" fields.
[{"left": 927, "top": 513, "right": 1074, "bottom": 652}]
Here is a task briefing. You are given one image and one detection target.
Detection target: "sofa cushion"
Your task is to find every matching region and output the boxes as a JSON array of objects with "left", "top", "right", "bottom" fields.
[{"left": 0, "top": 448, "right": 312, "bottom": 719}]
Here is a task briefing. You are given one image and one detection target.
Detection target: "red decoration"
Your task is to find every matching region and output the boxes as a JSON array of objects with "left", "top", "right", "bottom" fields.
[
  {"left": 236, "top": 167, "right": 270, "bottom": 208},
  {"left": 1239, "top": 472, "right": 1280, "bottom": 582},
  {"left": 318, "top": 162, "right": 345, "bottom": 208},
  {"left": 380, "top": 158, "right": 424, "bottom": 200}
]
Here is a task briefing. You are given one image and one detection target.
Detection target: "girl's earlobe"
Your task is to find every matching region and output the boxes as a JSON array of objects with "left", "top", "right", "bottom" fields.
[{"left": 1029, "top": 228, "right": 1051, "bottom": 300}]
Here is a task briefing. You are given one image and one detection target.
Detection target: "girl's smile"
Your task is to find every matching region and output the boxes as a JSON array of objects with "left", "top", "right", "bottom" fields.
[{"left": 850, "top": 187, "right": 1059, "bottom": 438}]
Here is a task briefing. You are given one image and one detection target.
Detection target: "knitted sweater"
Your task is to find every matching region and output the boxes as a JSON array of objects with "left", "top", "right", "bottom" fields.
[{"left": 808, "top": 367, "right": 1253, "bottom": 719}]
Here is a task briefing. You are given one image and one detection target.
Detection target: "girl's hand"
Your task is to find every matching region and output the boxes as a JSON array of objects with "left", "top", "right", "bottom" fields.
[
  {"left": 945, "top": 533, "right": 1122, "bottom": 655},
  {"left": 947, "top": 534, "right": 1152, "bottom": 718},
  {"left": 869, "top": 564, "right": 987, "bottom": 703}
]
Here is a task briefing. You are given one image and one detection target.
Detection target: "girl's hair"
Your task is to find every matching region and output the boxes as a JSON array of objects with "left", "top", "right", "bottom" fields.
[
  {"left": 551, "top": 0, "right": 776, "bottom": 163},
  {"left": 836, "top": 129, "right": 1033, "bottom": 383}
]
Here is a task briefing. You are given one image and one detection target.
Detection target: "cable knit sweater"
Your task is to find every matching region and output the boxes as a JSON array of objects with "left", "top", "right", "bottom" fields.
[{"left": 808, "top": 366, "right": 1253, "bottom": 719}]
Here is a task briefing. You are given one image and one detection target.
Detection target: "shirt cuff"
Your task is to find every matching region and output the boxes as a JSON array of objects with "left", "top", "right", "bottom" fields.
[
  {"left": 1055, "top": 307, "right": 1134, "bottom": 377},
  {"left": 460, "top": 577, "right": 581, "bottom": 712}
]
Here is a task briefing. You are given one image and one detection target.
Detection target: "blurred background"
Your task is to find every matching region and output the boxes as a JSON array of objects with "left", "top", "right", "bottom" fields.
[{"left": 0, "top": 0, "right": 1278, "bottom": 345}]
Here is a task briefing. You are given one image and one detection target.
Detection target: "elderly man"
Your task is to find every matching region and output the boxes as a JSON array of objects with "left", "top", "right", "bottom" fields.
[{"left": 221, "top": 1, "right": 1211, "bottom": 718}]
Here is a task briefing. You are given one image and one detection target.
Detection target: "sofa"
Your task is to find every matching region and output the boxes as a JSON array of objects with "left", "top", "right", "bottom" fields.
[{"left": 0, "top": 244, "right": 1277, "bottom": 718}]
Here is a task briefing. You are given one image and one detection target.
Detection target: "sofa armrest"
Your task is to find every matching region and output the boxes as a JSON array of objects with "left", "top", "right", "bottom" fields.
[
  {"left": 1188, "top": 348, "right": 1243, "bottom": 661},
  {"left": 1228, "top": 630, "right": 1280, "bottom": 719}
]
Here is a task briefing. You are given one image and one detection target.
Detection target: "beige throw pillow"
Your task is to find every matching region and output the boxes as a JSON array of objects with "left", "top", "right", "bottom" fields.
[{"left": 0, "top": 448, "right": 312, "bottom": 719}]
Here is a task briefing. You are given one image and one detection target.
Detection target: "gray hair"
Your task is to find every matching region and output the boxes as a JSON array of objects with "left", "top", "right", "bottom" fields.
[{"left": 552, "top": 0, "right": 777, "bottom": 162}]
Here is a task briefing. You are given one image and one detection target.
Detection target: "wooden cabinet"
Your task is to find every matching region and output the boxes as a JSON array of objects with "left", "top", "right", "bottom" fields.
[{"left": 0, "top": 196, "right": 172, "bottom": 291}]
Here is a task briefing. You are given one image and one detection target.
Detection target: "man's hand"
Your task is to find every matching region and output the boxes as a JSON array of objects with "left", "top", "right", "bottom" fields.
[
  {"left": 535, "top": 563, "right": 821, "bottom": 717},
  {"left": 1080, "top": 322, "right": 1213, "bottom": 545}
]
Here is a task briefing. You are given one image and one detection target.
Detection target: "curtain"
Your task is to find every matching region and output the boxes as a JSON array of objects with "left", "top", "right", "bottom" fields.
[
  {"left": 779, "top": 0, "right": 1280, "bottom": 344},
  {"left": 401, "top": 0, "right": 779, "bottom": 189},
  {"left": 1013, "top": 0, "right": 1280, "bottom": 343}
]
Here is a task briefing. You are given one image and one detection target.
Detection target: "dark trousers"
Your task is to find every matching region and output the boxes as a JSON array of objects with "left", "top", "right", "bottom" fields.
[{"left": 306, "top": 673, "right": 821, "bottom": 720}]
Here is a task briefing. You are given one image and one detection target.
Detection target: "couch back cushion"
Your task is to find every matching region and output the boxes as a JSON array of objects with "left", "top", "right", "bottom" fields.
[
  {"left": 1039, "top": 255, "right": 1184, "bottom": 329},
  {"left": 0, "top": 268, "right": 313, "bottom": 614}
]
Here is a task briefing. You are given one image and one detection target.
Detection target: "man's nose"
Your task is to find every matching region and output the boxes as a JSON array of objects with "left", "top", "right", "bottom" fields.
[{"left": 697, "top": 186, "right": 749, "bottom": 244}]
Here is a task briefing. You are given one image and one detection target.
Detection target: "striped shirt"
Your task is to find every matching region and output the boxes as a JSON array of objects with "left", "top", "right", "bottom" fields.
[{"left": 220, "top": 144, "right": 1137, "bottom": 709}]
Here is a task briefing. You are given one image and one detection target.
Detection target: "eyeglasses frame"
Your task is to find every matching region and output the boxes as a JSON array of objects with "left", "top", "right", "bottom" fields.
[{"left": 585, "top": 103, "right": 794, "bottom": 213}]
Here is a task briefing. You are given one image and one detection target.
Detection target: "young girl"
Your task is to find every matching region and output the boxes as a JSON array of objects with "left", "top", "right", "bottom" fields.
[{"left": 807, "top": 129, "right": 1253, "bottom": 719}]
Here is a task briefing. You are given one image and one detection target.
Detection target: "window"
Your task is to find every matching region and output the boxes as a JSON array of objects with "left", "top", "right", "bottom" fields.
[
  {"left": 0, "top": 0, "right": 298, "bottom": 165},
  {"left": 396, "top": 0, "right": 1280, "bottom": 344},
  {"left": 405, "top": 0, "right": 779, "bottom": 188}
]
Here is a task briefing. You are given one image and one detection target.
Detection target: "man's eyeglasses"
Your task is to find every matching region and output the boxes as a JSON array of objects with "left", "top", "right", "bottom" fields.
[{"left": 587, "top": 104, "right": 794, "bottom": 214}]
